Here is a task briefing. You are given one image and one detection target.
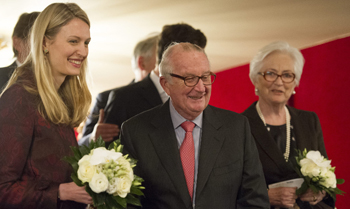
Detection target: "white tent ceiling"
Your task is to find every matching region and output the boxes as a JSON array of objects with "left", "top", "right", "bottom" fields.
[{"left": 0, "top": 0, "right": 349, "bottom": 98}]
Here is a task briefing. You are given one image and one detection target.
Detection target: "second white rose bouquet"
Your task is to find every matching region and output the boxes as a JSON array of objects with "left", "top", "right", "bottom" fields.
[
  {"left": 64, "top": 137, "right": 144, "bottom": 209},
  {"left": 294, "top": 149, "right": 344, "bottom": 201}
]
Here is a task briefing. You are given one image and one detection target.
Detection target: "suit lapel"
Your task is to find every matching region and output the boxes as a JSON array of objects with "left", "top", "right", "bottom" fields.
[
  {"left": 149, "top": 101, "right": 192, "bottom": 206},
  {"left": 138, "top": 75, "right": 163, "bottom": 107},
  {"left": 196, "top": 106, "right": 225, "bottom": 198},
  {"left": 243, "top": 102, "right": 290, "bottom": 172}
]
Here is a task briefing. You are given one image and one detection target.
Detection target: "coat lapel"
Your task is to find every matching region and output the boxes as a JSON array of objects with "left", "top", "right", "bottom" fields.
[
  {"left": 243, "top": 102, "right": 291, "bottom": 172},
  {"left": 196, "top": 106, "right": 225, "bottom": 198},
  {"left": 149, "top": 101, "right": 192, "bottom": 207},
  {"left": 288, "top": 106, "right": 312, "bottom": 150},
  {"left": 138, "top": 75, "right": 163, "bottom": 107}
]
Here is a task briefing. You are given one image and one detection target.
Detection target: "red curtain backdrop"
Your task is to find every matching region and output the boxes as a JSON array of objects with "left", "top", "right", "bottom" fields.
[{"left": 209, "top": 36, "right": 350, "bottom": 208}]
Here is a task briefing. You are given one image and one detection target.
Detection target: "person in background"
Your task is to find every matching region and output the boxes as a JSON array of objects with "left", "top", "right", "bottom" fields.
[
  {"left": 79, "top": 33, "right": 159, "bottom": 145},
  {"left": 120, "top": 42, "right": 270, "bottom": 208},
  {"left": 242, "top": 41, "right": 334, "bottom": 209},
  {"left": 81, "top": 23, "right": 207, "bottom": 148},
  {"left": 0, "top": 3, "right": 93, "bottom": 208},
  {"left": 0, "top": 11, "right": 40, "bottom": 91}
]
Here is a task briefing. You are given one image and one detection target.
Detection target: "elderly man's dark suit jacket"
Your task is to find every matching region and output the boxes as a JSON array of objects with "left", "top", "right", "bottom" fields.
[
  {"left": 0, "top": 61, "right": 17, "bottom": 92},
  {"left": 79, "top": 75, "right": 162, "bottom": 146},
  {"left": 242, "top": 102, "right": 334, "bottom": 208},
  {"left": 120, "top": 100, "right": 270, "bottom": 209}
]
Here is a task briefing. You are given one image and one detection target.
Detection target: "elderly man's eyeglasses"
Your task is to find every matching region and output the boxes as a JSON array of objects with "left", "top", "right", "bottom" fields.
[
  {"left": 258, "top": 71, "right": 295, "bottom": 83},
  {"left": 170, "top": 72, "right": 216, "bottom": 87}
]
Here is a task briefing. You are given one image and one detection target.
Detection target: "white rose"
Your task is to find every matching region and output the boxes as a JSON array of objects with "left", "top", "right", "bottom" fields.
[
  {"left": 305, "top": 151, "right": 331, "bottom": 169},
  {"left": 115, "top": 176, "right": 132, "bottom": 198},
  {"left": 116, "top": 157, "right": 134, "bottom": 181},
  {"left": 77, "top": 155, "right": 96, "bottom": 183},
  {"left": 320, "top": 170, "right": 337, "bottom": 188},
  {"left": 90, "top": 148, "right": 122, "bottom": 165},
  {"left": 300, "top": 158, "right": 320, "bottom": 178},
  {"left": 89, "top": 172, "right": 109, "bottom": 193},
  {"left": 106, "top": 177, "right": 118, "bottom": 194}
]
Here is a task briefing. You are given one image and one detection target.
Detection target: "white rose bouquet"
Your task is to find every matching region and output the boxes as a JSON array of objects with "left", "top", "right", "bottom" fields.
[
  {"left": 63, "top": 137, "right": 144, "bottom": 209},
  {"left": 294, "top": 149, "right": 344, "bottom": 201}
]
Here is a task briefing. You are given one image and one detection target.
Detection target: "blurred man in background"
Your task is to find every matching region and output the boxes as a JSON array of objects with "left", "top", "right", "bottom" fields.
[
  {"left": 79, "top": 33, "right": 159, "bottom": 145},
  {"left": 0, "top": 12, "right": 40, "bottom": 91}
]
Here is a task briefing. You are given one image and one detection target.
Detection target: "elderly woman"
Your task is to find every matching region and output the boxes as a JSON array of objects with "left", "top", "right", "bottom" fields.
[{"left": 242, "top": 41, "right": 334, "bottom": 209}]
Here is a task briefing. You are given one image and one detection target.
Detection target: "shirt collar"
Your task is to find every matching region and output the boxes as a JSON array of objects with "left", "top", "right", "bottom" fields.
[
  {"left": 169, "top": 99, "right": 203, "bottom": 129},
  {"left": 150, "top": 70, "right": 163, "bottom": 95}
]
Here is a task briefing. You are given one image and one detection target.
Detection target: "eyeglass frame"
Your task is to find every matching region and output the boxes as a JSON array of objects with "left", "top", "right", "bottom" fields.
[
  {"left": 169, "top": 72, "right": 216, "bottom": 87},
  {"left": 257, "top": 71, "right": 296, "bottom": 83}
]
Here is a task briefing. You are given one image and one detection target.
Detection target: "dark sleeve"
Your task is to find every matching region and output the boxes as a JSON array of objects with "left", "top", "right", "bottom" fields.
[
  {"left": 0, "top": 85, "right": 59, "bottom": 208},
  {"left": 312, "top": 112, "right": 328, "bottom": 158},
  {"left": 104, "top": 89, "right": 127, "bottom": 126},
  {"left": 237, "top": 117, "right": 270, "bottom": 209},
  {"left": 120, "top": 123, "right": 142, "bottom": 209},
  {"left": 313, "top": 112, "right": 335, "bottom": 208},
  {"left": 103, "top": 89, "right": 129, "bottom": 148},
  {"left": 79, "top": 92, "right": 106, "bottom": 146}
]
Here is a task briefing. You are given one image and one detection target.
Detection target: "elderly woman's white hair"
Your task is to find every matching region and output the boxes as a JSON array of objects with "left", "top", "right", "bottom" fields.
[{"left": 249, "top": 41, "right": 305, "bottom": 86}]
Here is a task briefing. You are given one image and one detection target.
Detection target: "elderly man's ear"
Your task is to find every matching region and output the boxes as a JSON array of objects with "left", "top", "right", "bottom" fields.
[{"left": 160, "top": 76, "right": 171, "bottom": 96}]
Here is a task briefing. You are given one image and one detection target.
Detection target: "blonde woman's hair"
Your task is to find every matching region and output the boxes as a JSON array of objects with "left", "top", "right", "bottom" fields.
[{"left": 1, "top": 3, "right": 91, "bottom": 128}]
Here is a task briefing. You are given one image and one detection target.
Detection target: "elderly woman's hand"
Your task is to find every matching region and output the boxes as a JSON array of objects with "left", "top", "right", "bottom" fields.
[
  {"left": 299, "top": 188, "right": 326, "bottom": 205},
  {"left": 268, "top": 187, "right": 298, "bottom": 208}
]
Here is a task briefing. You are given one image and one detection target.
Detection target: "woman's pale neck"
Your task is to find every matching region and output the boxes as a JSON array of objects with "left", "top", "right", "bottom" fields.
[{"left": 258, "top": 99, "right": 287, "bottom": 125}]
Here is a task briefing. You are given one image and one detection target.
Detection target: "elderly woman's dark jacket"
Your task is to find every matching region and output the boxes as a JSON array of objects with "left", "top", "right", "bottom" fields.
[{"left": 242, "top": 101, "right": 334, "bottom": 209}]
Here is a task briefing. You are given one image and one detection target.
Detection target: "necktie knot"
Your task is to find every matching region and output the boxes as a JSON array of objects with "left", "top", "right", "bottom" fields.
[{"left": 181, "top": 121, "right": 195, "bottom": 132}]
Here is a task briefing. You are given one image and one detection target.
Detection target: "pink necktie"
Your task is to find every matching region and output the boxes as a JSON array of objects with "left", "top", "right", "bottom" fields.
[{"left": 180, "top": 121, "right": 196, "bottom": 200}]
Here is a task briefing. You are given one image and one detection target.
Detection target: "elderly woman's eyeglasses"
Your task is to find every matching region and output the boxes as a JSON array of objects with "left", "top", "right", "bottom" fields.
[
  {"left": 258, "top": 71, "right": 295, "bottom": 83},
  {"left": 170, "top": 72, "right": 216, "bottom": 87}
]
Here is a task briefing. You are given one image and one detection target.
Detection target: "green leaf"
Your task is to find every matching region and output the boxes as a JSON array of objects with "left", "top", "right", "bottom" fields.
[
  {"left": 337, "top": 178, "right": 345, "bottom": 184},
  {"left": 71, "top": 146, "right": 82, "bottom": 160},
  {"left": 62, "top": 156, "right": 79, "bottom": 172},
  {"left": 71, "top": 173, "right": 84, "bottom": 186},
  {"left": 108, "top": 141, "right": 116, "bottom": 150},
  {"left": 113, "top": 195, "right": 127, "bottom": 208},
  {"left": 126, "top": 194, "right": 142, "bottom": 206},
  {"left": 130, "top": 187, "right": 144, "bottom": 196},
  {"left": 96, "top": 136, "right": 106, "bottom": 148},
  {"left": 309, "top": 184, "right": 318, "bottom": 193},
  {"left": 105, "top": 195, "right": 123, "bottom": 209},
  {"left": 79, "top": 145, "right": 91, "bottom": 156},
  {"left": 333, "top": 187, "right": 346, "bottom": 195},
  {"left": 86, "top": 186, "right": 106, "bottom": 207},
  {"left": 296, "top": 181, "right": 308, "bottom": 195},
  {"left": 62, "top": 156, "right": 76, "bottom": 165}
]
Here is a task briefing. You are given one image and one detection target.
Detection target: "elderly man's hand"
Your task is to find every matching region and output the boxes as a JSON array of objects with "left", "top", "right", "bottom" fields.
[{"left": 92, "top": 109, "right": 119, "bottom": 142}]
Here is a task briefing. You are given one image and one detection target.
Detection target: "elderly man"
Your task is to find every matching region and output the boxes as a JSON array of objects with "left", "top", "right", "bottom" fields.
[
  {"left": 120, "top": 42, "right": 270, "bottom": 209},
  {"left": 94, "top": 23, "right": 207, "bottom": 148},
  {"left": 79, "top": 33, "right": 159, "bottom": 145}
]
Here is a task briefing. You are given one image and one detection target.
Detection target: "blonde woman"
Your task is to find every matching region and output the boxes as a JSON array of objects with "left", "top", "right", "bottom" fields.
[{"left": 0, "top": 3, "right": 93, "bottom": 208}]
